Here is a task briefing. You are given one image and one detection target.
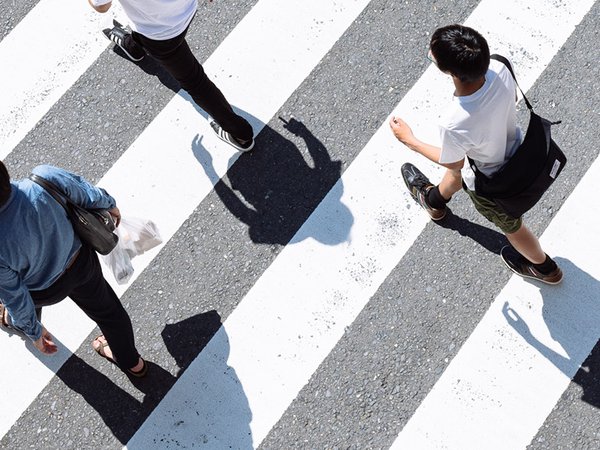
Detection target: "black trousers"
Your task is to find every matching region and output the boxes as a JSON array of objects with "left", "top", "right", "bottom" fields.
[
  {"left": 132, "top": 23, "right": 254, "bottom": 142},
  {"left": 30, "top": 245, "right": 140, "bottom": 369}
]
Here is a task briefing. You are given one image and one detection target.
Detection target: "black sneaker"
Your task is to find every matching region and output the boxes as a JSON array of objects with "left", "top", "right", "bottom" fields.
[
  {"left": 210, "top": 121, "right": 255, "bottom": 152},
  {"left": 401, "top": 163, "right": 446, "bottom": 221},
  {"left": 103, "top": 19, "right": 145, "bottom": 62},
  {"left": 500, "top": 246, "right": 563, "bottom": 285}
]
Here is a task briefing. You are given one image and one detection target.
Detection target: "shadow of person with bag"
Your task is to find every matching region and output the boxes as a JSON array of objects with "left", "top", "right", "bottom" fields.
[
  {"left": 502, "top": 258, "right": 600, "bottom": 409},
  {"left": 192, "top": 117, "right": 353, "bottom": 246},
  {"left": 127, "top": 312, "right": 253, "bottom": 449},
  {"left": 2, "top": 310, "right": 242, "bottom": 446},
  {"left": 0, "top": 332, "right": 175, "bottom": 446}
]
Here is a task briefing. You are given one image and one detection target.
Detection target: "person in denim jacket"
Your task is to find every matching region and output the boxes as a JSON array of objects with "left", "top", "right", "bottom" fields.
[{"left": 0, "top": 162, "right": 146, "bottom": 377}]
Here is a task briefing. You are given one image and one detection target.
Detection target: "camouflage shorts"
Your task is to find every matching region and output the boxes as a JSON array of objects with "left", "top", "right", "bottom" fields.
[{"left": 464, "top": 187, "right": 522, "bottom": 234}]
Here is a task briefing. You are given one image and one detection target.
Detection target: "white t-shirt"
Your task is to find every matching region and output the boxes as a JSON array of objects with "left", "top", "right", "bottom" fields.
[
  {"left": 91, "top": 0, "right": 198, "bottom": 40},
  {"left": 438, "top": 59, "right": 523, "bottom": 190}
]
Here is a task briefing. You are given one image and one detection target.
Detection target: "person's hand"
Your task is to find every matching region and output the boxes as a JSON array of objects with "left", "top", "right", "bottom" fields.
[
  {"left": 279, "top": 116, "right": 304, "bottom": 136},
  {"left": 502, "top": 302, "right": 531, "bottom": 336},
  {"left": 389, "top": 116, "right": 415, "bottom": 145},
  {"left": 33, "top": 327, "right": 58, "bottom": 355},
  {"left": 108, "top": 206, "right": 121, "bottom": 227}
]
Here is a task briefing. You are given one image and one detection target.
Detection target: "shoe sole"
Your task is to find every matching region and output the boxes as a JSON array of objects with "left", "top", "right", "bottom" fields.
[
  {"left": 500, "top": 247, "right": 563, "bottom": 285},
  {"left": 401, "top": 163, "right": 446, "bottom": 221},
  {"left": 401, "top": 164, "right": 418, "bottom": 198},
  {"left": 102, "top": 22, "right": 144, "bottom": 62},
  {"left": 428, "top": 211, "right": 446, "bottom": 221}
]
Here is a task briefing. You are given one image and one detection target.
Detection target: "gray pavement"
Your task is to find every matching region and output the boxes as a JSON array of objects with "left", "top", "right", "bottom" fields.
[{"left": 1, "top": 0, "right": 599, "bottom": 449}]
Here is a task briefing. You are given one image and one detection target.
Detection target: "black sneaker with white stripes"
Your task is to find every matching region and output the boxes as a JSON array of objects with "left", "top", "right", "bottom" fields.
[
  {"left": 102, "top": 19, "right": 145, "bottom": 62},
  {"left": 210, "top": 120, "right": 255, "bottom": 152}
]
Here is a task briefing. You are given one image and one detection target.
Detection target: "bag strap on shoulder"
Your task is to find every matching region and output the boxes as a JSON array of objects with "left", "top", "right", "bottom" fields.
[
  {"left": 29, "top": 174, "right": 71, "bottom": 211},
  {"left": 490, "top": 54, "right": 533, "bottom": 112},
  {"left": 469, "top": 55, "right": 533, "bottom": 176}
]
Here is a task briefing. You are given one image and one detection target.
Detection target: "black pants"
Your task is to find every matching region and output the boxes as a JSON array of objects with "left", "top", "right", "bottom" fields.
[
  {"left": 132, "top": 23, "right": 254, "bottom": 142},
  {"left": 30, "top": 245, "right": 140, "bottom": 369}
]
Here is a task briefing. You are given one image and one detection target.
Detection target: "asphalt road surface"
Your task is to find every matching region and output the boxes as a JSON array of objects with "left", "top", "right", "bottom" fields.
[{"left": 1, "top": 0, "right": 599, "bottom": 449}]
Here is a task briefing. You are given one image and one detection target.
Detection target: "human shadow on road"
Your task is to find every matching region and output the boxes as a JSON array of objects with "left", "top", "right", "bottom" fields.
[
  {"left": 437, "top": 210, "right": 508, "bottom": 255},
  {"left": 128, "top": 322, "right": 253, "bottom": 449},
  {"left": 15, "top": 310, "right": 245, "bottom": 445},
  {"left": 3, "top": 332, "right": 175, "bottom": 445},
  {"left": 502, "top": 258, "right": 600, "bottom": 409},
  {"left": 192, "top": 117, "right": 353, "bottom": 246}
]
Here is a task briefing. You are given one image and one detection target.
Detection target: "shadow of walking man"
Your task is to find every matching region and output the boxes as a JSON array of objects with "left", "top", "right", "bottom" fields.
[{"left": 193, "top": 117, "right": 353, "bottom": 246}]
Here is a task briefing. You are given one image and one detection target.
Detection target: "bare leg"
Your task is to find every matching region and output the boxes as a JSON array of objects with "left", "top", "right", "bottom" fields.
[
  {"left": 505, "top": 224, "right": 546, "bottom": 264},
  {"left": 438, "top": 168, "right": 463, "bottom": 200}
]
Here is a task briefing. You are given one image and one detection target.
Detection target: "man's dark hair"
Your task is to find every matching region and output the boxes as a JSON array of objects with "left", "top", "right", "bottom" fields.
[
  {"left": 0, "top": 161, "right": 11, "bottom": 208},
  {"left": 430, "top": 24, "right": 490, "bottom": 83}
]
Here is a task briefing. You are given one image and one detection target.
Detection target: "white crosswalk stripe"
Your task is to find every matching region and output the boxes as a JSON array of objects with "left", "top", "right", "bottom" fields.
[
  {"left": 1, "top": 0, "right": 371, "bottom": 438},
  {"left": 391, "top": 152, "right": 600, "bottom": 450},
  {"left": 1, "top": 0, "right": 598, "bottom": 448},
  {"left": 0, "top": 0, "right": 130, "bottom": 160}
]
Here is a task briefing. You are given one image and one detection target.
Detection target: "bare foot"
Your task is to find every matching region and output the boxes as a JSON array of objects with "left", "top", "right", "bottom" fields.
[{"left": 92, "top": 335, "right": 144, "bottom": 373}]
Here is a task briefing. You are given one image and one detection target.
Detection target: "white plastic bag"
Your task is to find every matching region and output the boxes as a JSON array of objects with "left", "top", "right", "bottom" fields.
[
  {"left": 102, "top": 217, "right": 163, "bottom": 284},
  {"left": 115, "top": 216, "right": 162, "bottom": 257},
  {"left": 102, "top": 242, "right": 135, "bottom": 285}
]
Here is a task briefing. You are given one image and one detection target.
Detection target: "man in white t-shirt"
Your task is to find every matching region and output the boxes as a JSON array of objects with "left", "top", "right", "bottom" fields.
[
  {"left": 389, "top": 24, "right": 562, "bottom": 285},
  {"left": 88, "top": 0, "right": 255, "bottom": 152}
]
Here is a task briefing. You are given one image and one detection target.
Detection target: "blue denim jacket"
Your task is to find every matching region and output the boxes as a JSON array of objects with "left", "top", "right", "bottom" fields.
[{"left": 0, "top": 165, "right": 116, "bottom": 341}]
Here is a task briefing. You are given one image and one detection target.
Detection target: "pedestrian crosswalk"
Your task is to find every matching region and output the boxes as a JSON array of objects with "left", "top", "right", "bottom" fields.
[
  {"left": 0, "top": 0, "right": 124, "bottom": 160},
  {"left": 1, "top": 0, "right": 599, "bottom": 449},
  {"left": 391, "top": 157, "right": 600, "bottom": 449}
]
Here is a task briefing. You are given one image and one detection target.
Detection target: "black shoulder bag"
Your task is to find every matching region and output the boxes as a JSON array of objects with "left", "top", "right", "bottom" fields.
[
  {"left": 467, "top": 54, "right": 567, "bottom": 219},
  {"left": 30, "top": 174, "right": 119, "bottom": 255}
]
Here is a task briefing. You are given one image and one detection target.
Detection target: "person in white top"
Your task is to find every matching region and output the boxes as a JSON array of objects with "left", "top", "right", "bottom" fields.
[
  {"left": 389, "top": 24, "right": 562, "bottom": 285},
  {"left": 88, "top": 0, "right": 255, "bottom": 152}
]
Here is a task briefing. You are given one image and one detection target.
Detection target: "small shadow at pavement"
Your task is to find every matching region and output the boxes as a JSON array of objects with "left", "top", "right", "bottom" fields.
[{"left": 503, "top": 257, "right": 600, "bottom": 410}]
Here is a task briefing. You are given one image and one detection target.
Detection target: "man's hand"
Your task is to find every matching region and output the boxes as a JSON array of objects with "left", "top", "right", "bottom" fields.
[
  {"left": 33, "top": 327, "right": 58, "bottom": 355},
  {"left": 389, "top": 116, "right": 415, "bottom": 145},
  {"left": 389, "top": 116, "right": 450, "bottom": 167},
  {"left": 108, "top": 206, "right": 121, "bottom": 227},
  {"left": 279, "top": 116, "right": 304, "bottom": 136}
]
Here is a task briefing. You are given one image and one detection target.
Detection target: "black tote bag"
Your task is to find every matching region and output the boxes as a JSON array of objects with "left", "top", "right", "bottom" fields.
[
  {"left": 468, "top": 54, "right": 567, "bottom": 219},
  {"left": 30, "top": 174, "right": 119, "bottom": 255}
]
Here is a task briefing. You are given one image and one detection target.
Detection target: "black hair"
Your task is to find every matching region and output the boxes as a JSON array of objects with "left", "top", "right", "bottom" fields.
[
  {"left": 430, "top": 24, "right": 490, "bottom": 83},
  {"left": 0, "top": 161, "right": 11, "bottom": 208}
]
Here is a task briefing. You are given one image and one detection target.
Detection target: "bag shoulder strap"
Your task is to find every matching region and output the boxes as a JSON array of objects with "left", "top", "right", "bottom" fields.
[
  {"left": 468, "top": 55, "right": 535, "bottom": 176},
  {"left": 490, "top": 54, "right": 533, "bottom": 112},
  {"left": 467, "top": 156, "right": 480, "bottom": 176},
  {"left": 29, "top": 174, "right": 71, "bottom": 211}
]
